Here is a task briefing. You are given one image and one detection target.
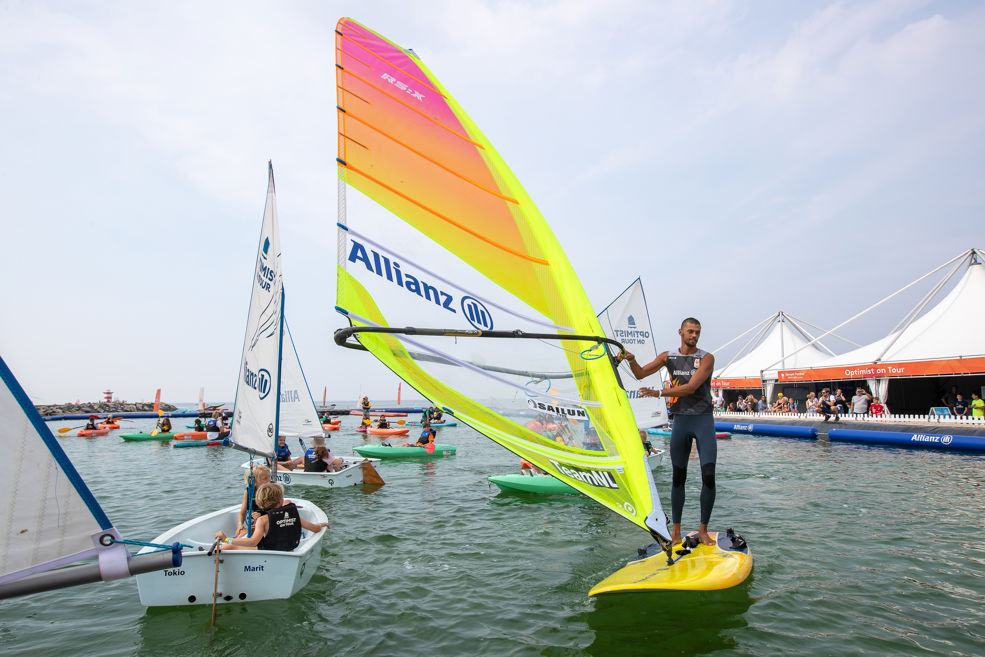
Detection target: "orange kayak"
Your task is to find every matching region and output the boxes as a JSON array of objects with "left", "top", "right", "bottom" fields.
[
  {"left": 77, "top": 428, "right": 110, "bottom": 437},
  {"left": 366, "top": 427, "right": 409, "bottom": 436},
  {"left": 174, "top": 431, "right": 207, "bottom": 440},
  {"left": 97, "top": 422, "right": 120, "bottom": 430},
  {"left": 323, "top": 423, "right": 341, "bottom": 431}
]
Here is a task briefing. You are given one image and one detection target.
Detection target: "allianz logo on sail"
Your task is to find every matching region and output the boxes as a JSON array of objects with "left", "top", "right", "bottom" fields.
[
  {"left": 347, "top": 239, "right": 494, "bottom": 330},
  {"left": 549, "top": 460, "right": 619, "bottom": 489},
  {"left": 281, "top": 388, "right": 301, "bottom": 403},
  {"left": 244, "top": 362, "right": 272, "bottom": 400}
]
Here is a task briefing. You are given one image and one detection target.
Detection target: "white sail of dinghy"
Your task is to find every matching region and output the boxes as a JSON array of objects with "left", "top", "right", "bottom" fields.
[
  {"left": 0, "top": 356, "right": 179, "bottom": 600},
  {"left": 597, "top": 278, "right": 668, "bottom": 428},
  {"left": 228, "top": 161, "right": 286, "bottom": 459},
  {"left": 278, "top": 320, "right": 324, "bottom": 438}
]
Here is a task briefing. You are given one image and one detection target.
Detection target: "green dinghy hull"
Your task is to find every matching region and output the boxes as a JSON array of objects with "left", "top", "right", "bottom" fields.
[{"left": 488, "top": 474, "right": 577, "bottom": 494}]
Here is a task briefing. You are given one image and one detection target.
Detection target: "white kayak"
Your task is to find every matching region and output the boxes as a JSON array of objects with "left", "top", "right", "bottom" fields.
[
  {"left": 134, "top": 500, "right": 327, "bottom": 606},
  {"left": 240, "top": 456, "right": 384, "bottom": 488}
]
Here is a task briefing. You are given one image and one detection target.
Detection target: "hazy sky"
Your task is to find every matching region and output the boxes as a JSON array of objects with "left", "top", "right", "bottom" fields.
[{"left": 1, "top": 0, "right": 982, "bottom": 404}]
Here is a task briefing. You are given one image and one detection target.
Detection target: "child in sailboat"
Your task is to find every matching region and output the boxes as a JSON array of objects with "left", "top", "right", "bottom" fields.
[
  {"left": 235, "top": 464, "right": 271, "bottom": 538},
  {"left": 302, "top": 436, "right": 344, "bottom": 472},
  {"left": 217, "top": 483, "right": 329, "bottom": 551},
  {"left": 274, "top": 435, "right": 296, "bottom": 469}
]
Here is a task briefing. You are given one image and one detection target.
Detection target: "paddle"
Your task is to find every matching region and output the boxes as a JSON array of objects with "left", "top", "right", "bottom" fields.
[
  {"left": 58, "top": 416, "right": 102, "bottom": 434},
  {"left": 151, "top": 409, "right": 166, "bottom": 437},
  {"left": 57, "top": 424, "right": 86, "bottom": 434}
]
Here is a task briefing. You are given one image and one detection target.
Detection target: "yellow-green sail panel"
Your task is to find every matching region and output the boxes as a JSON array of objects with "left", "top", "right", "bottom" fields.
[{"left": 334, "top": 18, "right": 668, "bottom": 540}]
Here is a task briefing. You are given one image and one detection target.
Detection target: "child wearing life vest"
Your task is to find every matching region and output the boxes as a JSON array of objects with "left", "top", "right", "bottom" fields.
[{"left": 218, "top": 483, "right": 328, "bottom": 550}]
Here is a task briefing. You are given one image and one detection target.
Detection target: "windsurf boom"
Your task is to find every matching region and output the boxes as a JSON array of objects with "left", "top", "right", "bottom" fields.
[{"left": 333, "top": 18, "right": 670, "bottom": 545}]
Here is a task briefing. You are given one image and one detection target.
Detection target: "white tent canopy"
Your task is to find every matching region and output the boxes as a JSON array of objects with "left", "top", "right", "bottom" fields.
[
  {"left": 773, "top": 248, "right": 985, "bottom": 403},
  {"left": 712, "top": 312, "right": 842, "bottom": 398}
]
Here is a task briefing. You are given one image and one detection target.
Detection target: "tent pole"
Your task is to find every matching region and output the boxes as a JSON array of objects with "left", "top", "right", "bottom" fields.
[
  {"left": 760, "top": 249, "right": 970, "bottom": 372},
  {"left": 876, "top": 253, "right": 969, "bottom": 362},
  {"left": 716, "top": 314, "right": 778, "bottom": 376}
]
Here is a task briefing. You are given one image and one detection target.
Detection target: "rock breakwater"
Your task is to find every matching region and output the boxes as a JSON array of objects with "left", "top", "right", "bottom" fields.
[{"left": 35, "top": 401, "right": 178, "bottom": 417}]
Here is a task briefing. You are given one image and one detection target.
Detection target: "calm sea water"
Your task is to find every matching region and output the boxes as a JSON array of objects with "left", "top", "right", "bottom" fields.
[{"left": 2, "top": 416, "right": 983, "bottom": 656}]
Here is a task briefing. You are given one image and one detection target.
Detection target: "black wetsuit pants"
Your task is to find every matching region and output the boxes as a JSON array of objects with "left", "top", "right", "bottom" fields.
[{"left": 669, "top": 414, "right": 717, "bottom": 526}]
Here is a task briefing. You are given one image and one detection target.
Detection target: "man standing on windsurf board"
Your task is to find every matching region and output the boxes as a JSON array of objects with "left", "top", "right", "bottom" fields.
[{"left": 618, "top": 317, "right": 717, "bottom": 547}]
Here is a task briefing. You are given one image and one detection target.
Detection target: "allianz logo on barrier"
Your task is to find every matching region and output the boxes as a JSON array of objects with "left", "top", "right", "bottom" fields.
[
  {"left": 910, "top": 434, "right": 953, "bottom": 445},
  {"left": 348, "top": 240, "right": 494, "bottom": 330}
]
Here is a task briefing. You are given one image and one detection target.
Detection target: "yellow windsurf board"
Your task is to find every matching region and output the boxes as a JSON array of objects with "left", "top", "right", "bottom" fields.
[{"left": 589, "top": 530, "right": 752, "bottom": 596}]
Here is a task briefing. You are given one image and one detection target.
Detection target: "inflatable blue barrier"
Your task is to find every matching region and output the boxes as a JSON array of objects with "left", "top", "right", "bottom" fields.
[
  {"left": 715, "top": 421, "right": 817, "bottom": 439},
  {"left": 828, "top": 429, "right": 985, "bottom": 452}
]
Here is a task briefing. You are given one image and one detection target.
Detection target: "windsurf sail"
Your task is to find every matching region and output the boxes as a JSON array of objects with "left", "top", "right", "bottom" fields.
[
  {"left": 597, "top": 278, "right": 668, "bottom": 428},
  {"left": 279, "top": 320, "right": 323, "bottom": 437},
  {"left": 229, "top": 161, "right": 285, "bottom": 459},
  {"left": 0, "top": 356, "right": 179, "bottom": 599},
  {"left": 334, "top": 18, "right": 669, "bottom": 542}
]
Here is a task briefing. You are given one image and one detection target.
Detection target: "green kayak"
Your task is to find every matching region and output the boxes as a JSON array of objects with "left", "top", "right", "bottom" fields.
[
  {"left": 488, "top": 474, "right": 576, "bottom": 494},
  {"left": 121, "top": 432, "right": 174, "bottom": 442},
  {"left": 353, "top": 444, "right": 457, "bottom": 458}
]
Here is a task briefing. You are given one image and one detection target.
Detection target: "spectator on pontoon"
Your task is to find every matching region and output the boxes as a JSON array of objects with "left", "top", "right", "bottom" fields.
[
  {"left": 851, "top": 388, "right": 872, "bottom": 416},
  {"left": 834, "top": 389, "right": 848, "bottom": 415},
  {"left": 869, "top": 397, "right": 887, "bottom": 417},
  {"left": 971, "top": 392, "right": 984, "bottom": 418},
  {"left": 953, "top": 394, "right": 969, "bottom": 417},
  {"left": 941, "top": 385, "right": 959, "bottom": 412},
  {"left": 805, "top": 392, "right": 818, "bottom": 413},
  {"left": 757, "top": 396, "right": 769, "bottom": 413},
  {"left": 818, "top": 388, "right": 840, "bottom": 422}
]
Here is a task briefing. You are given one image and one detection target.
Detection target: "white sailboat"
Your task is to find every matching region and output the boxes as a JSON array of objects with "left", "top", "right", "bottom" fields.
[
  {"left": 135, "top": 162, "right": 328, "bottom": 606},
  {"left": 240, "top": 318, "right": 384, "bottom": 489},
  {"left": 0, "top": 355, "right": 179, "bottom": 600}
]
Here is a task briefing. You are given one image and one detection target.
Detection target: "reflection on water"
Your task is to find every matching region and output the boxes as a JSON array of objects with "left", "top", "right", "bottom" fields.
[{"left": 579, "top": 585, "right": 753, "bottom": 656}]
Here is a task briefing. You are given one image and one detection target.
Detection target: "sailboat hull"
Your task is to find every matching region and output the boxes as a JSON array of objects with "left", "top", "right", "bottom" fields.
[
  {"left": 241, "top": 457, "right": 382, "bottom": 488},
  {"left": 135, "top": 501, "right": 327, "bottom": 606}
]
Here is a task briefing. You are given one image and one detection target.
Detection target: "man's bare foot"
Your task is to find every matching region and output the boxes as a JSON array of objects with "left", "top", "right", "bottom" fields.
[
  {"left": 670, "top": 524, "right": 682, "bottom": 545},
  {"left": 697, "top": 525, "right": 715, "bottom": 546}
]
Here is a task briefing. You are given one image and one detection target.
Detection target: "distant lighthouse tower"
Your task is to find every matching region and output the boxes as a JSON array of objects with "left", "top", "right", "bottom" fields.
[{"left": 103, "top": 389, "right": 114, "bottom": 403}]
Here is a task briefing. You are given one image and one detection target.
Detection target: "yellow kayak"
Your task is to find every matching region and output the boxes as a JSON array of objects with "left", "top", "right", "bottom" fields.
[{"left": 589, "top": 530, "right": 752, "bottom": 596}]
